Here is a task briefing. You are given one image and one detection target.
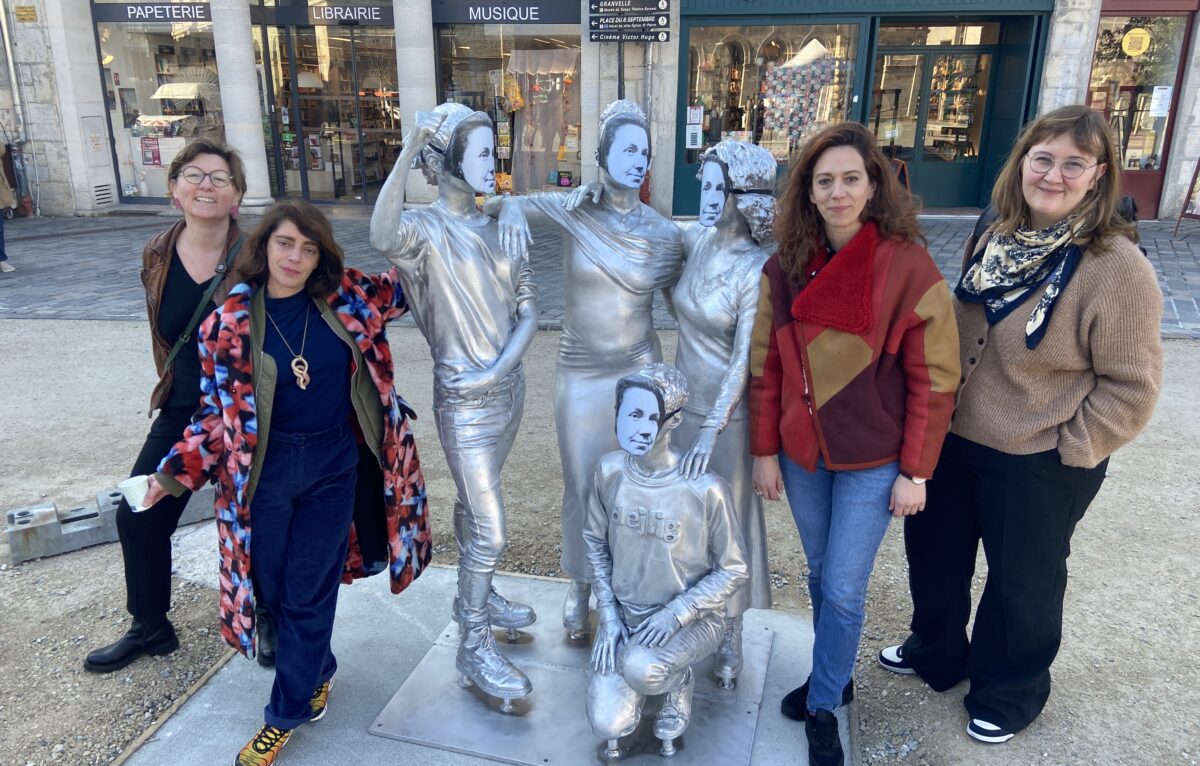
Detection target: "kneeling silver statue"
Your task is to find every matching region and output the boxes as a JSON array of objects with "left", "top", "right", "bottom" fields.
[
  {"left": 583, "top": 363, "right": 748, "bottom": 757},
  {"left": 371, "top": 103, "right": 538, "bottom": 711}
]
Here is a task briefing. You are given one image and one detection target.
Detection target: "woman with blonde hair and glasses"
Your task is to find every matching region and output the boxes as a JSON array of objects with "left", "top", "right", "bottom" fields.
[{"left": 879, "top": 105, "right": 1163, "bottom": 745}]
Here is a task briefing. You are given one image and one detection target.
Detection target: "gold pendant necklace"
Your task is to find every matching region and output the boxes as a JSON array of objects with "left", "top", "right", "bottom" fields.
[{"left": 265, "top": 301, "right": 311, "bottom": 390}]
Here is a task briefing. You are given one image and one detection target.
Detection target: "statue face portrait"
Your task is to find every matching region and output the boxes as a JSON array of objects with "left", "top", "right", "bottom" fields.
[
  {"left": 698, "top": 161, "right": 727, "bottom": 227},
  {"left": 603, "top": 123, "right": 650, "bottom": 190},
  {"left": 615, "top": 385, "right": 662, "bottom": 456},
  {"left": 456, "top": 124, "right": 496, "bottom": 194}
]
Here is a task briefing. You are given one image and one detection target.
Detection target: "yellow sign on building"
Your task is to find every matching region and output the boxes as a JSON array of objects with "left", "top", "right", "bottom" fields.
[{"left": 1122, "top": 28, "right": 1151, "bottom": 57}]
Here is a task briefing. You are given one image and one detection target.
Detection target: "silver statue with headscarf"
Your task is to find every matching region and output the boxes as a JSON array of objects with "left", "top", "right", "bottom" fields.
[
  {"left": 371, "top": 102, "right": 538, "bottom": 711},
  {"left": 497, "top": 100, "right": 684, "bottom": 639},
  {"left": 583, "top": 363, "right": 748, "bottom": 758},
  {"left": 564, "top": 140, "right": 778, "bottom": 688},
  {"left": 671, "top": 140, "right": 777, "bottom": 689}
]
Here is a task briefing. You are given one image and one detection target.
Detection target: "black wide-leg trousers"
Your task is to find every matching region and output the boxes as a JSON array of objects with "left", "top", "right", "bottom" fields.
[
  {"left": 115, "top": 405, "right": 194, "bottom": 620},
  {"left": 902, "top": 433, "right": 1107, "bottom": 733}
]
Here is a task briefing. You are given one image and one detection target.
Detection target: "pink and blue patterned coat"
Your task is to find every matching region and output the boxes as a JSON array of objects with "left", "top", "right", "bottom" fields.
[{"left": 158, "top": 268, "right": 431, "bottom": 658}]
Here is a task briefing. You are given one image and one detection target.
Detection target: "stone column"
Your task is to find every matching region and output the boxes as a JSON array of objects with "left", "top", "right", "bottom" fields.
[
  {"left": 1038, "top": 0, "right": 1103, "bottom": 113},
  {"left": 393, "top": 0, "right": 438, "bottom": 204},
  {"left": 211, "top": 0, "right": 272, "bottom": 208}
]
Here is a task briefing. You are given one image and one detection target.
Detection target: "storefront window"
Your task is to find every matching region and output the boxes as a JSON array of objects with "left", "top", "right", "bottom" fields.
[
  {"left": 254, "top": 24, "right": 402, "bottom": 201},
  {"left": 684, "top": 24, "right": 859, "bottom": 166},
  {"left": 96, "top": 18, "right": 220, "bottom": 199},
  {"left": 1088, "top": 16, "right": 1189, "bottom": 171},
  {"left": 877, "top": 23, "right": 999, "bottom": 48},
  {"left": 436, "top": 24, "right": 581, "bottom": 193}
]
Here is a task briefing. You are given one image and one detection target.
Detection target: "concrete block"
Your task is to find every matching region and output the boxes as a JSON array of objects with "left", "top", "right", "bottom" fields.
[{"left": 5, "top": 486, "right": 215, "bottom": 564}]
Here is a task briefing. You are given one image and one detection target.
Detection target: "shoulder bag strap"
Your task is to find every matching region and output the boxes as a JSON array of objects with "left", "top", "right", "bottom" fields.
[{"left": 162, "top": 233, "right": 245, "bottom": 372}]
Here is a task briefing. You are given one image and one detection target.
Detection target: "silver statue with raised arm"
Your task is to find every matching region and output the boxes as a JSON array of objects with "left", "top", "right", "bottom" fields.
[
  {"left": 371, "top": 103, "right": 538, "bottom": 711},
  {"left": 497, "top": 100, "right": 684, "bottom": 639},
  {"left": 583, "top": 363, "right": 748, "bottom": 758},
  {"left": 672, "top": 140, "right": 777, "bottom": 689}
]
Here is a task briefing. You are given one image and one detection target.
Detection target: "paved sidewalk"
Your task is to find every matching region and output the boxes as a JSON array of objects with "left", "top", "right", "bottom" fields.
[{"left": 1, "top": 211, "right": 1197, "bottom": 336}]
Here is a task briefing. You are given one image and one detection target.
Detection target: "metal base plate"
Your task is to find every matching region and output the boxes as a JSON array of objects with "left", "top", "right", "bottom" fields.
[{"left": 370, "top": 577, "right": 774, "bottom": 765}]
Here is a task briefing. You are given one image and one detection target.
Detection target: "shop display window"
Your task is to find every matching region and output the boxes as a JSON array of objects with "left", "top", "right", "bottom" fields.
[
  {"left": 436, "top": 24, "right": 581, "bottom": 194},
  {"left": 684, "top": 24, "right": 858, "bottom": 166},
  {"left": 96, "top": 20, "right": 220, "bottom": 199},
  {"left": 1088, "top": 16, "right": 1189, "bottom": 171},
  {"left": 254, "top": 25, "right": 402, "bottom": 201}
]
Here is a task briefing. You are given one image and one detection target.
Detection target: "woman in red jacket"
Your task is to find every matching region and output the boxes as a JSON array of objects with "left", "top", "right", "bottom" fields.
[{"left": 748, "top": 122, "right": 959, "bottom": 766}]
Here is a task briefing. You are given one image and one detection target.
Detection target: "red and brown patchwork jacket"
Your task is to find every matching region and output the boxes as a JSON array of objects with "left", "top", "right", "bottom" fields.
[{"left": 749, "top": 221, "right": 960, "bottom": 479}]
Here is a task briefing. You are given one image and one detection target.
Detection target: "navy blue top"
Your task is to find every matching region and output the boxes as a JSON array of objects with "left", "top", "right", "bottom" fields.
[{"left": 263, "top": 290, "right": 351, "bottom": 435}]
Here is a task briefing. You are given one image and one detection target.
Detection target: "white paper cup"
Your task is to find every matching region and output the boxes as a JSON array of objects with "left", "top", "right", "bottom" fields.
[{"left": 118, "top": 475, "right": 151, "bottom": 512}]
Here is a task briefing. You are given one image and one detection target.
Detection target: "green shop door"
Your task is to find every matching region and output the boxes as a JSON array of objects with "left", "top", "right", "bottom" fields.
[{"left": 870, "top": 48, "right": 996, "bottom": 207}]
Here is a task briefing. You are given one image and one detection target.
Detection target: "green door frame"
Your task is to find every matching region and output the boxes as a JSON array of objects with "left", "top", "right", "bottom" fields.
[
  {"left": 873, "top": 41, "right": 1000, "bottom": 207},
  {"left": 672, "top": 8, "right": 1051, "bottom": 214}
]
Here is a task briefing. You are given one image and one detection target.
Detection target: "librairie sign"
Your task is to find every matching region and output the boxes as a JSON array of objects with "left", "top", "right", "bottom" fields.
[
  {"left": 431, "top": 0, "right": 581, "bottom": 24},
  {"left": 589, "top": 14, "right": 668, "bottom": 29},
  {"left": 91, "top": 2, "right": 210, "bottom": 21},
  {"left": 247, "top": 4, "right": 394, "bottom": 25}
]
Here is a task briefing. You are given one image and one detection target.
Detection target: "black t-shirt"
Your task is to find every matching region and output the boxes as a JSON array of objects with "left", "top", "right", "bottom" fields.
[{"left": 160, "top": 249, "right": 216, "bottom": 411}]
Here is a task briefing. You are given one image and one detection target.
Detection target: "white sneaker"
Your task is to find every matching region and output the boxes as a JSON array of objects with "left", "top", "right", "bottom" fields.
[
  {"left": 878, "top": 644, "right": 916, "bottom": 675},
  {"left": 0, "top": 262, "right": 14, "bottom": 272},
  {"left": 967, "top": 718, "right": 1014, "bottom": 744}
]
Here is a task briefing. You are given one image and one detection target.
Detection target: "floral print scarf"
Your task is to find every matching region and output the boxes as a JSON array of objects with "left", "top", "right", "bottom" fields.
[{"left": 955, "top": 216, "right": 1084, "bottom": 349}]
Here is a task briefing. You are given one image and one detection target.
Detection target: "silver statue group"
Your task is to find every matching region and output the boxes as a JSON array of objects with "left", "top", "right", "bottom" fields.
[{"left": 370, "top": 98, "right": 778, "bottom": 758}]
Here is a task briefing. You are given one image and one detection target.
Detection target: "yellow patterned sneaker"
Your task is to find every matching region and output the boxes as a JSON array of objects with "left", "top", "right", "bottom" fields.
[
  {"left": 309, "top": 678, "right": 334, "bottom": 722},
  {"left": 234, "top": 724, "right": 291, "bottom": 766}
]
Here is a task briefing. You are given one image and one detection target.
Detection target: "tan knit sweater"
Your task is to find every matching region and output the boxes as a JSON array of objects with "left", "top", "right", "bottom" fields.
[{"left": 952, "top": 233, "right": 1163, "bottom": 468}]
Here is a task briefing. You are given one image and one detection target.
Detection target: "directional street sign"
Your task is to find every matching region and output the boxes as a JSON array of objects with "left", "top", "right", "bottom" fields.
[
  {"left": 589, "top": 30, "right": 670, "bottom": 43},
  {"left": 588, "top": 13, "right": 669, "bottom": 30},
  {"left": 589, "top": 0, "right": 669, "bottom": 11}
]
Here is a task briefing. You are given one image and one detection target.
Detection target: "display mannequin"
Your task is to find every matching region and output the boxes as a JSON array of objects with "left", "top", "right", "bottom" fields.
[
  {"left": 371, "top": 103, "right": 538, "bottom": 710},
  {"left": 583, "top": 363, "right": 749, "bottom": 758}
]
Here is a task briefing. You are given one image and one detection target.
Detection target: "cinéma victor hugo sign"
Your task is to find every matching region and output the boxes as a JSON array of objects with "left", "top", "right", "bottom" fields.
[{"left": 431, "top": 0, "right": 581, "bottom": 24}]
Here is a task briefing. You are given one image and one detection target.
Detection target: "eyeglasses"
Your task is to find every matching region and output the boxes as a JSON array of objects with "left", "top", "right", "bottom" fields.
[
  {"left": 1025, "top": 153, "right": 1099, "bottom": 180},
  {"left": 176, "top": 166, "right": 233, "bottom": 188}
]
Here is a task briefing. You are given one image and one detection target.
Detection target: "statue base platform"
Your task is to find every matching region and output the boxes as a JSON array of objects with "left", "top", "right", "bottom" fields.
[{"left": 370, "top": 576, "right": 774, "bottom": 765}]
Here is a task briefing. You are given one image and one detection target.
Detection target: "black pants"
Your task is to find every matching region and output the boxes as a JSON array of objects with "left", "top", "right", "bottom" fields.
[
  {"left": 115, "top": 405, "right": 194, "bottom": 620},
  {"left": 902, "top": 433, "right": 1107, "bottom": 733}
]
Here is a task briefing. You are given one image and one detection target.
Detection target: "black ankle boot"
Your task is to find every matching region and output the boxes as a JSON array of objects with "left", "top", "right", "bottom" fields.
[
  {"left": 84, "top": 617, "right": 179, "bottom": 673},
  {"left": 255, "top": 602, "right": 277, "bottom": 668},
  {"left": 780, "top": 677, "right": 855, "bottom": 721}
]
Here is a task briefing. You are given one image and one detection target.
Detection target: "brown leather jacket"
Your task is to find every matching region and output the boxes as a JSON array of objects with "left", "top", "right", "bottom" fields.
[{"left": 140, "top": 220, "right": 244, "bottom": 415}]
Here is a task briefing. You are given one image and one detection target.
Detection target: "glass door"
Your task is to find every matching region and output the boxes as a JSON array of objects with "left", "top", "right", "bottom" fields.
[
  {"left": 870, "top": 53, "right": 926, "bottom": 165},
  {"left": 253, "top": 24, "right": 401, "bottom": 203}
]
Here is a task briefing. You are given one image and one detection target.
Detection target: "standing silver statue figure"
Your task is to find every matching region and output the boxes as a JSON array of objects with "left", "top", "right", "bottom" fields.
[
  {"left": 371, "top": 103, "right": 538, "bottom": 711},
  {"left": 583, "top": 363, "right": 749, "bottom": 758},
  {"left": 498, "top": 100, "right": 684, "bottom": 639},
  {"left": 672, "top": 140, "right": 777, "bottom": 689}
]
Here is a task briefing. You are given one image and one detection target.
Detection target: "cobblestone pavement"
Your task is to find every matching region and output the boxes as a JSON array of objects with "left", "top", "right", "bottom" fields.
[{"left": 2, "top": 210, "right": 1197, "bottom": 336}]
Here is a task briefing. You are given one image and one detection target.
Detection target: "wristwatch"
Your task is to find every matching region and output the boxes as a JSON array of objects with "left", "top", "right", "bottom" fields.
[{"left": 901, "top": 472, "right": 927, "bottom": 485}]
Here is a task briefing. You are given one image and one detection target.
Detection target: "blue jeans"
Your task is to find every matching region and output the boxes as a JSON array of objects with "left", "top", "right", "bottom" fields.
[
  {"left": 251, "top": 421, "right": 358, "bottom": 731},
  {"left": 779, "top": 454, "right": 897, "bottom": 714}
]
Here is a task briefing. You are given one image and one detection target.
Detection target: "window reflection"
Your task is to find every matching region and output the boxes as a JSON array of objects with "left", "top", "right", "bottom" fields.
[{"left": 685, "top": 24, "right": 858, "bottom": 165}]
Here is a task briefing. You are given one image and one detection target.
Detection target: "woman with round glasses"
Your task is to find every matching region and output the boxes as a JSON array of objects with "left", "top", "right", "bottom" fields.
[
  {"left": 85, "top": 137, "right": 251, "bottom": 673},
  {"left": 879, "top": 105, "right": 1163, "bottom": 744}
]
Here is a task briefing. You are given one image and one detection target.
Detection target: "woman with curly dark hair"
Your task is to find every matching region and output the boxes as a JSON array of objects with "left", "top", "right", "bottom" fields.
[{"left": 748, "top": 122, "right": 960, "bottom": 766}]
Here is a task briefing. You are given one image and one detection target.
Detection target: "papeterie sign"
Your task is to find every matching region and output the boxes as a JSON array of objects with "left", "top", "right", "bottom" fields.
[{"left": 91, "top": 3, "right": 211, "bottom": 22}]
